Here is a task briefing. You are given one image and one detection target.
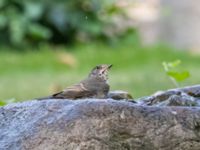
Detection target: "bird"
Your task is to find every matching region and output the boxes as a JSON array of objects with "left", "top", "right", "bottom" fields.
[{"left": 37, "top": 64, "right": 112, "bottom": 100}]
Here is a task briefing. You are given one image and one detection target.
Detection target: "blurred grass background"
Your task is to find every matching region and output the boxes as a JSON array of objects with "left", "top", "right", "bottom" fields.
[
  {"left": 0, "top": 0, "right": 200, "bottom": 102},
  {"left": 1, "top": 35, "right": 200, "bottom": 101}
]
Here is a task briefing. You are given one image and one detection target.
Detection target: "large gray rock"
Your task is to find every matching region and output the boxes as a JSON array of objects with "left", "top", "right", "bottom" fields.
[
  {"left": 1, "top": 98, "right": 200, "bottom": 150},
  {"left": 138, "top": 85, "right": 200, "bottom": 106}
]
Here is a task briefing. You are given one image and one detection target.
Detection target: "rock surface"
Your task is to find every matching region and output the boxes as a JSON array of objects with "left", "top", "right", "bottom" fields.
[
  {"left": 1, "top": 85, "right": 200, "bottom": 150},
  {"left": 107, "top": 90, "right": 134, "bottom": 100},
  {"left": 138, "top": 85, "right": 200, "bottom": 106}
]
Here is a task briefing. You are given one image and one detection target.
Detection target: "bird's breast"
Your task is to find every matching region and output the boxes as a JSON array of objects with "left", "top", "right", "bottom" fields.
[{"left": 82, "top": 78, "right": 109, "bottom": 92}]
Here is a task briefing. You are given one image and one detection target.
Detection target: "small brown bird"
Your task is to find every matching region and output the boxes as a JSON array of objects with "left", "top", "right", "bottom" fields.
[{"left": 37, "top": 64, "right": 112, "bottom": 100}]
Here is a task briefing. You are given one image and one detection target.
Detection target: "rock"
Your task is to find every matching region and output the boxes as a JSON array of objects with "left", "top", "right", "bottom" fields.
[
  {"left": 176, "top": 85, "right": 200, "bottom": 97},
  {"left": 167, "top": 95, "right": 198, "bottom": 106},
  {"left": 1, "top": 99, "right": 200, "bottom": 150},
  {"left": 107, "top": 90, "right": 134, "bottom": 100},
  {"left": 138, "top": 85, "right": 200, "bottom": 106}
]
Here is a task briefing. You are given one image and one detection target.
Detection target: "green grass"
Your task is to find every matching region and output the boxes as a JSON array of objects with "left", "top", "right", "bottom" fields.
[{"left": 1, "top": 38, "right": 200, "bottom": 102}]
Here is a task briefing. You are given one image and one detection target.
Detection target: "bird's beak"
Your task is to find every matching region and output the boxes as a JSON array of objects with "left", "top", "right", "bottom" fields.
[
  {"left": 102, "top": 64, "right": 112, "bottom": 72},
  {"left": 107, "top": 64, "right": 113, "bottom": 69}
]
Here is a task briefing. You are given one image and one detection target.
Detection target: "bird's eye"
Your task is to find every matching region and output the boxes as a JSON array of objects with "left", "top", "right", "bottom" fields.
[{"left": 96, "top": 66, "right": 101, "bottom": 69}]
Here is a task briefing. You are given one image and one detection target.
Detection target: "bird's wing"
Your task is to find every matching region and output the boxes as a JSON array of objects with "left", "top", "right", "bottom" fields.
[
  {"left": 52, "top": 83, "right": 93, "bottom": 99},
  {"left": 64, "top": 82, "right": 89, "bottom": 92}
]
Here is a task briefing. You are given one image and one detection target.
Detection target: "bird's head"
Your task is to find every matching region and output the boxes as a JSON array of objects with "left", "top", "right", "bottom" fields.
[{"left": 89, "top": 64, "right": 112, "bottom": 81}]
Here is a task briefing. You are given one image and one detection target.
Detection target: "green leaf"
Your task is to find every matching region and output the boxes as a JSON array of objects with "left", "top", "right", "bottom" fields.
[
  {"left": 0, "top": 98, "right": 15, "bottom": 106},
  {"left": 162, "top": 62, "right": 168, "bottom": 71},
  {"left": 0, "top": 0, "right": 5, "bottom": 9},
  {"left": 167, "top": 71, "right": 190, "bottom": 82},
  {"left": 81, "top": 21, "right": 102, "bottom": 35},
  {"left": 28, "top": 24, "right": 52, "bottom": 40},
  {"left": 168, "top": 60, "right": 181, "bottom": 68},
  {"left": 163, "top": 60, "right": 181, "bottom": 71},
  {"left": 0, "top": 101, "right": 6, "bottom": 106},
  {"left": 0, "top": 14, "right": 7, "bottom": 28},
  {"left": 9, "top": 17, "right": 27, "bottom": 45},
  {"left": 24, "top": 1, "right": 44, "bottom": 20}
]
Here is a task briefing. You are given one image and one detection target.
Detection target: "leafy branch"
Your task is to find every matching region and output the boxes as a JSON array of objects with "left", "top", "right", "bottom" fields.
[{"left": 162, "top": 60, "right": 190, "bottom": 87}]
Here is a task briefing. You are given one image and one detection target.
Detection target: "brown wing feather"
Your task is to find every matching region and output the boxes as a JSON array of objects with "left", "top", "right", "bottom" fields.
[{"left": 52, "top": 83, "right": 94, "bottom": 99}]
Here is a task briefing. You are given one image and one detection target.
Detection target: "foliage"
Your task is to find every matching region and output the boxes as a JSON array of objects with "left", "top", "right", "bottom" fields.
[
  {"left": 0, "top": 0, "right": 120, "bottom": 46},
  {"left": 162, "top": 60, "right": 190, "bottom": 87},
  {"left": 0, "top": 98, "right": 16, "bottom": 106}
]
